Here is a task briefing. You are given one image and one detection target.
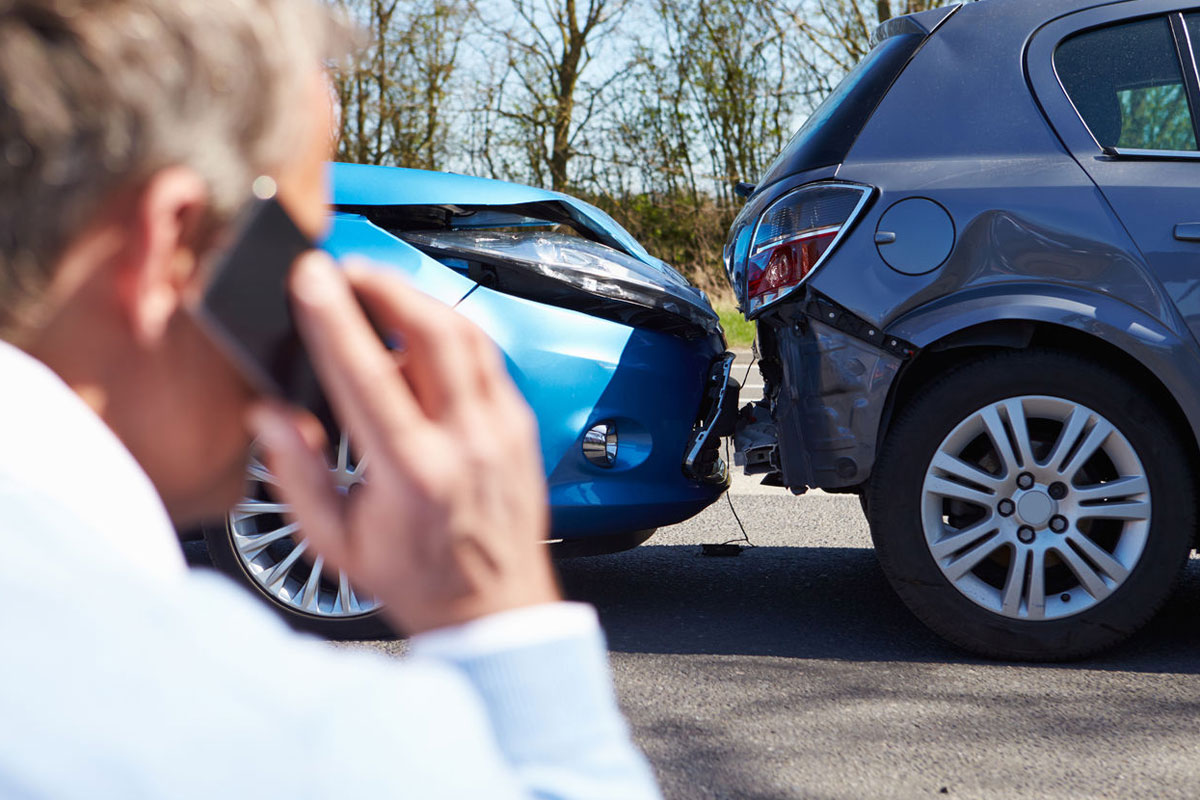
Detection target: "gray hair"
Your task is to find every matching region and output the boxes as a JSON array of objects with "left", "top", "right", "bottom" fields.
[{"left": 0, "top": 0, "right": 345, "bottom": 336}]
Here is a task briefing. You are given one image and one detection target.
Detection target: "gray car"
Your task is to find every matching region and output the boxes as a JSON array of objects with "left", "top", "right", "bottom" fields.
[{"left": 726, "top": 0, "right": 1200, "bottom": 659}]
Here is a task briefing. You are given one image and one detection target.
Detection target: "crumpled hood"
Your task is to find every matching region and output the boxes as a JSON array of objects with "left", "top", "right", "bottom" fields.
[
  {"left": 330, "top": 162, "right": 657, "bottom": 268},
  {"left": 328, "top": 162, "right": 719, "bottom": 338}
]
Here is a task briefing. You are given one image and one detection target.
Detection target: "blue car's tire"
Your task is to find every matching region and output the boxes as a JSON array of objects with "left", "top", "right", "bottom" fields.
[
  {"left": 868, "top": 350, "right": 1194, "bottom": 661},
  {"left": 202, "top": 431, "right": 393, "bottom": 640},
  {"left": 203, "top": 519, "right": 393, "bottom": 640}
]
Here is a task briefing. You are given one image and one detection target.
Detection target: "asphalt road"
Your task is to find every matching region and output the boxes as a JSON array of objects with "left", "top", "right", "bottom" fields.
[
  {"left": 345, "top": 484, "right": 1200, "bottom": 800},
  {"left": 329, "top": 353, "right": 1200, "bottom": 798}
]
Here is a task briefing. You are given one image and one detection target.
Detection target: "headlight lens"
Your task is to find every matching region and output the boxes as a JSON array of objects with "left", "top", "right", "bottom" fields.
[{"left": 399, "top": 230, "right": 720, "bottom": 339}]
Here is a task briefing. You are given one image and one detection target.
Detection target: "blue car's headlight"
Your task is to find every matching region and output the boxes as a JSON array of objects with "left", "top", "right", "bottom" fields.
[{"left": 401, "top": 230, "right": 721, "bottom": 340}]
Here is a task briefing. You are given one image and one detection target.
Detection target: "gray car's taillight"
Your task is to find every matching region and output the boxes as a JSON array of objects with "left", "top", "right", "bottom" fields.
[{"left": 746, "top": 183, "right": 872, "bottom": 315}]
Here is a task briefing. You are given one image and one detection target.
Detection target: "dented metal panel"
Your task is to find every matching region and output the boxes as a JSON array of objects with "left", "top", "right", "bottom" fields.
[{"left": 770, "top": 318, "right": 902, "bottom": 489}]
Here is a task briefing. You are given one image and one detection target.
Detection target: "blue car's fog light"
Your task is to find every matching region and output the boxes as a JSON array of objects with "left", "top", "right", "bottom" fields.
[{"left": 582, "top": 422, "right": 618, "bottom": 467}]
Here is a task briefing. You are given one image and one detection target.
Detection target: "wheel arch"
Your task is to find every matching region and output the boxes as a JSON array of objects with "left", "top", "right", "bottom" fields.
[{"left": 881, "top": 289, "right": 1200, "bottom": 528}]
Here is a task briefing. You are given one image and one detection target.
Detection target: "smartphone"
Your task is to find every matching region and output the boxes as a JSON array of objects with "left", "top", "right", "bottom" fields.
[{"left": 193, "top": 195, "right": 327, "bottom": 414}]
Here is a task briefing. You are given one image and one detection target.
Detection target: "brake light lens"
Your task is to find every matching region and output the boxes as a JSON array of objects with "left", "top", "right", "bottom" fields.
[{"left": 745, "top": 183, "right": 871, "bottom": 315}]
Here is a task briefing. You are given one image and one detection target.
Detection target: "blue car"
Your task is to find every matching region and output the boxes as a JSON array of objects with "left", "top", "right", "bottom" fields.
[{"left": 203, "top": 162, "right": 737, "bottom": 637}]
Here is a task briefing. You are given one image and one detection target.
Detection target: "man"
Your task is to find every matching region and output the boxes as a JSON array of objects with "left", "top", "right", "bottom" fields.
[{"left": 0, "top": 1, "right": 659, "bottom": 797}]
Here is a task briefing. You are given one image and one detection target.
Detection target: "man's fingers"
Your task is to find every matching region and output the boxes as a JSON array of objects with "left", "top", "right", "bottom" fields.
[
  {"left": 464, "top": 319, "right": 512, "bottom": 398},
  {"left": 289, "top": 252, "right": 422, "bottom": 448},
  {"left": 344, "top": 263, "right": 492, "bottom": 419},
  {"left": 247, "top": 403, "right": 349, "bottom": 571}
]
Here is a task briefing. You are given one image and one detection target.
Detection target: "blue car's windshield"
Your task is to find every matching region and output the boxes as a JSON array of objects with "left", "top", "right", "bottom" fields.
[{"left": 756, "top": 31, "right": 926, "bottom": 189}]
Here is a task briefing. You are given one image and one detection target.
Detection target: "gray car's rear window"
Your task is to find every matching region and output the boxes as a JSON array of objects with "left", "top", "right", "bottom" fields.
[{"left": 755, "top": 31, "right": 926, "bottom": 190}]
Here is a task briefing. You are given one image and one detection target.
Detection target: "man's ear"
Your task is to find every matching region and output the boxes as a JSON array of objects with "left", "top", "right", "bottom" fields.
[{"left": 115, "top": 167, "right": 211, "bottom": 347}]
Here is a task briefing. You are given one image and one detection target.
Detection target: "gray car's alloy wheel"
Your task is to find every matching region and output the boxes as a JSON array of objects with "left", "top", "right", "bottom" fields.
[
  {"left": 868, "top": 349, "right": 1194, "bottom": 661},
  {"left": 203, "top": 432, "right": 391, "bottom": 639}
]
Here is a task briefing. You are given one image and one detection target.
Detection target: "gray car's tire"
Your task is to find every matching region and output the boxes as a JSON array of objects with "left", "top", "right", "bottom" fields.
[{"left": 868, "top": 350, "right": 1194, "bottom": 661}]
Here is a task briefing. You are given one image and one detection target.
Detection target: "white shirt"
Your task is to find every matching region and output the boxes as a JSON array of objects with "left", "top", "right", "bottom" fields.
[{"left": 0, "top": 342, "right": 660, "bottom": 799}]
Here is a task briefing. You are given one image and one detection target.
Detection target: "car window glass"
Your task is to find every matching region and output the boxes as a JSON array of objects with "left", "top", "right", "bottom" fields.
[
  {"left": 1055, "top": 17, "right": 1197, "bottom": 151},
  {"left": 1187, "top": 14, "right": 1200, "bottom": 65},
  {"left": 756, "top": 31, "right": 925, "bottom": 187}
]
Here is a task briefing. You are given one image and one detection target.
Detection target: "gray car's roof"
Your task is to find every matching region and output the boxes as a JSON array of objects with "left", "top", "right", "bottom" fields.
[
  {"left": 966, "top": 0, "right": 1130, "bottom": 12},
  {"left": 943, "top": 0, "right": 1143, "bottom": 31}
]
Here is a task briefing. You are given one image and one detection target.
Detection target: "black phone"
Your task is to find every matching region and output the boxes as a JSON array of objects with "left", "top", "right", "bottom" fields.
[{"left": 193, "top": 195, "right": 327, "bottom": 414}]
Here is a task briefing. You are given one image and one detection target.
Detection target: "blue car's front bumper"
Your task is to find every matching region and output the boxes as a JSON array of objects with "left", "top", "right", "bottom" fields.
[{"left": 457, "top": 285, "right": 730, "bottom": 539}]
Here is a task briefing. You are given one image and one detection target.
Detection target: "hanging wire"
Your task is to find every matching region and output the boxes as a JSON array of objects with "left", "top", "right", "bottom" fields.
[{"left": 719, "top": 345, "right": 758, "bottom": 547}]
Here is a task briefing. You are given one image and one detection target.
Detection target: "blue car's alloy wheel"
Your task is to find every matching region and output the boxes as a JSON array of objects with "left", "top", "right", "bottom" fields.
[
  {"left": 203, "top": 432, "right": 391, "bottom": 639},
  {"left": 868, "top": 350, "right": 1194, "bottom": 661}
]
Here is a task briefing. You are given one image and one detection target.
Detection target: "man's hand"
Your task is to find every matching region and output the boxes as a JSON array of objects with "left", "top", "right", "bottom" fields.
[{"left": 249, "top": 252, "right": 560, "bottom": 635}]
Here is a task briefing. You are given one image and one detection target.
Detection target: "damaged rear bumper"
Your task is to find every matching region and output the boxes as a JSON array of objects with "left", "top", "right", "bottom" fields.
[{"left": 733, "top": 294, "right": 914, "bottom": 492}]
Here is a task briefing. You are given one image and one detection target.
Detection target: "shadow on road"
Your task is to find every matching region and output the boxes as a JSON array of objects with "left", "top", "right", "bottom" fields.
[{"left": 556, "top": 543, "right": 1200, "bottom": 674}]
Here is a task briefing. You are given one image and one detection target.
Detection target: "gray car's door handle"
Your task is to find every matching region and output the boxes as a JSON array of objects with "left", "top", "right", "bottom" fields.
[{"left": 1174, "top": 223, "right": 1200, "bottom": 242}]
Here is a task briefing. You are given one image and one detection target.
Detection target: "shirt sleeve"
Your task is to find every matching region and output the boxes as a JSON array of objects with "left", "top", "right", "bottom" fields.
[
  {"left": 407, "top": 602, "right": 663, "bottom": 800},
  {"left": 409, "top": 602, "right": 601, "bottom": 660}
]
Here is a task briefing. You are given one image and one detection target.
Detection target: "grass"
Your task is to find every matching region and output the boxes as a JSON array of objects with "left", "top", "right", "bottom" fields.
[{"left": 717, "top": 304, "right": 756, "bottom": 349}]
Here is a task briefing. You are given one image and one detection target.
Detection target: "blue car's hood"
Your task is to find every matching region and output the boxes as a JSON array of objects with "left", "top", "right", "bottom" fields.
[
  {"left": 327, "top": 162, "right": 720, "bottom": 338},
  {"left": 330, "top": 162, "right": 659, "bottom": 268},
  {"left": 333, "top": 162, "right": 560, "bottom": 207}
]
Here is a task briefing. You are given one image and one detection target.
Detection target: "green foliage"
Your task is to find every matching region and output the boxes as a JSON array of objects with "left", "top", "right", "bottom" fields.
[
  {"left": 1118, "top": 84, "right": 1198, "bottom": 151},
  {"left": 579, "top": 189, "right": 739, "bottom": 294},
  {"left": 717, "top": 304, "right": 756, "bottom": 348}
]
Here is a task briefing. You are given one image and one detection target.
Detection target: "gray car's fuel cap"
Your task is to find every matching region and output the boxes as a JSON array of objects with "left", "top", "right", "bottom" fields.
[{"left": 875, "top": 197, "right": 955, "bottom": 275}]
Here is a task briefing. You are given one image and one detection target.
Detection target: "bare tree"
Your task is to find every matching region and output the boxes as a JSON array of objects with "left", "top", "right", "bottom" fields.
[
  {"left": 783, "top": 0, "right": 942, "bottom": 82},
  {"left": 486, "top": 0, "right": 632, "bottom": 191},
  {"left": 329, "top": 0, "right": 472, "bottom": 169}
]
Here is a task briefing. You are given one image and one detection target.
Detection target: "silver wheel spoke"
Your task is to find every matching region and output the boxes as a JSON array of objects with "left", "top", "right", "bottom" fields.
[
  {"left": 1054, "top": 541, "right": 1113, "bottom": 601},
  {"left": 943, "top": 536, "right": 1006, "bottom": 582},
  {"left": 999, "top": 548, "right": 1047, "bottom": 620},
  {"left": 1027, "top": 548, "right": 1047, "bottom": 620},
  {"left": 337, "top": 570, "right": 354, "bottom": 614},
  {"left": 337, "top": 432, "right": 350, "bottom": 474},
  {"left": 925, "top": 475, "right": 996, "bottom": 508},
  {"left": 1000, "top": 398, "right": 1037, "bottom": 470},
  {"left": 1064, "top": 533, "right": 1130, "bottom": 584},
  {"left": 237, "top": 522, "right": 300, "bottom": 558},
  {"left": 247, "top": 460, "right": 278, "bottom": 487},
  {"left": 980, "top": 405, "right": 1022, "bottom": 476},
  {"left": 930, "top": 515, "right": 1000, "bottom": 560},
  {"left": 234, "top": 500, "right": 289, "bottom": 516},
  {"left": 930, "top": 451, "right": 1006, "bottom": 493},
  {"left": 1061, "top": 419, "right": 1114, "bottom": 482},
  {"left": 260, "top": 539, "right": 308, "bottom": 590},
  {"left": 1001, "top": 547, "right": 1031, "bottom": 617},
  {"left": 1043, "top": 406, "right": 1090, "bottom": 471},
  {"left": 1073, "top": 476, "right": 1149, "bottom": 503},
  {"left": 1076, "top": 500, "right": 1151, "bottom": 522},
  {"left": 300, "top": 555, "right": 325, "bottom": 612}
]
